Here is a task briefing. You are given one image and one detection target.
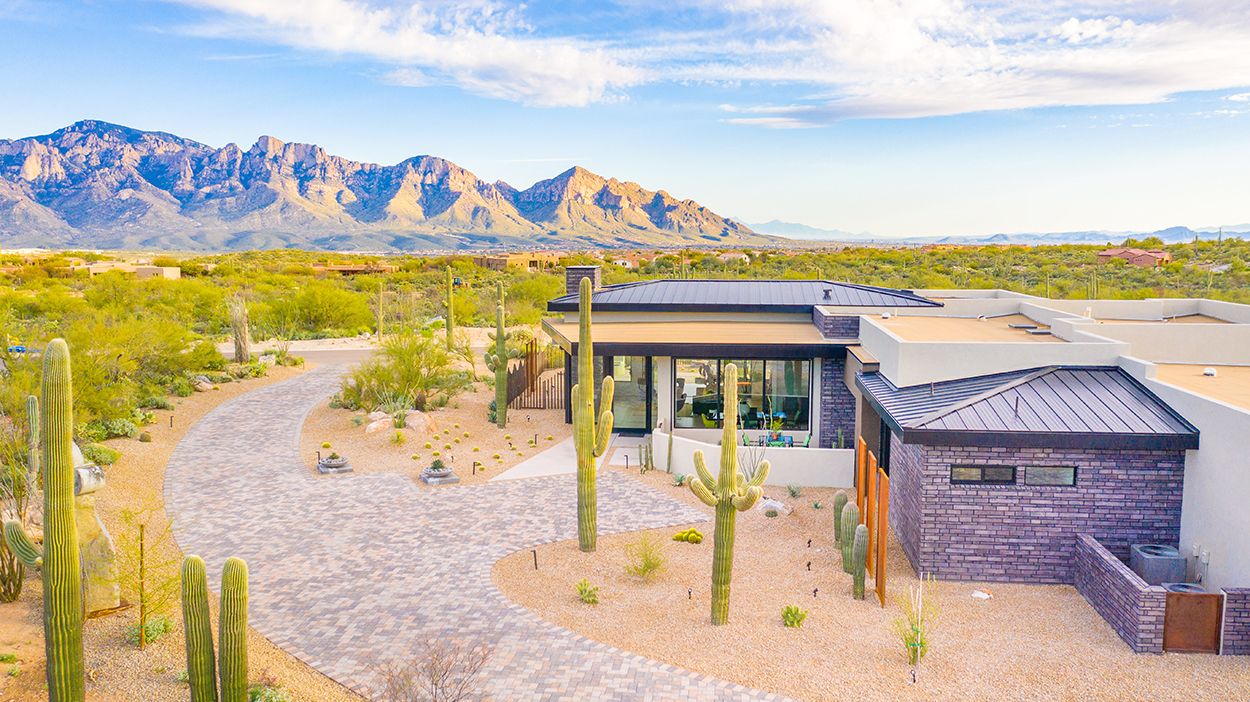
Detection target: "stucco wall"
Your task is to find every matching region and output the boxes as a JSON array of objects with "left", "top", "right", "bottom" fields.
[
  {"left": 651, "top": 431, "right": 854, "bottom": 488},
  {"left": 888, "top": 436, "right": 1185, "bottom": 583}
]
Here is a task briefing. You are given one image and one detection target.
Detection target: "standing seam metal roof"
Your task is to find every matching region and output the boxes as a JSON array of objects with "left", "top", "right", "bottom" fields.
[
  {"left": 546, "top": 279, "right": 939, "bottom": 311},
  {"left": 856, "top": 367, "right": 1198, "bottom": 449}
]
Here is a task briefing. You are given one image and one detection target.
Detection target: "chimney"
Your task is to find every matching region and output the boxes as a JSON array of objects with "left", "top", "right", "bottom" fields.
[{"left": 565, "top": 265, "right": 601, "bottom": 296}]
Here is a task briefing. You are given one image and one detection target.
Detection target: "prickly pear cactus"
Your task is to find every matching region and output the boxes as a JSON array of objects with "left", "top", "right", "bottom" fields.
[{"left": 689, "top": 363, "right": 769, "bottom": 625}]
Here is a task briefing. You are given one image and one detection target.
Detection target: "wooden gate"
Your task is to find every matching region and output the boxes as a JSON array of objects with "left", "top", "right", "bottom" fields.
[
  {"left": 1164, "top": 592, "right": 1223, "bottom": 653},
  {"left": 511, "top": 368, "right": 565, "bottom": 410}
]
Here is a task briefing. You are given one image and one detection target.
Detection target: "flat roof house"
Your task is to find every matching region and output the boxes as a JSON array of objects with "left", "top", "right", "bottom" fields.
[{"left": 543, "top": 266, "right": 1250, "bottom": 655}]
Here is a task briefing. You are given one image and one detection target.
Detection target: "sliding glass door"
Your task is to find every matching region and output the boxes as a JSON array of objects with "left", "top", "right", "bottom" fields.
[{"left": 593, "top": 355, "right": 653, "bottom": 433}]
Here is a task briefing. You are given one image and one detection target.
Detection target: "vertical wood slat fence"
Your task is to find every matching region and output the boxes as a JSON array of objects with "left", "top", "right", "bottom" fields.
[
  {"left": 507, "top": 340, "right": 565, "bottom": 410},
  {"left": 855, "top": 436, "right": 890, "bottom": 608}
]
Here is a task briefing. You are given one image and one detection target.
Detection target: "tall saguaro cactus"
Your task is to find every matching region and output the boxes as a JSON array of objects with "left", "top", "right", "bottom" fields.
[
  {"left": 3, "top": 339, "right": 85, "bottom": 701},
  {"left": 445, "top": 266, "right": 456, "bottom": 351},
  {"left": 484, "top": 282, "right": 522, "bottom": 428},
  {"left": 689, "top": 363, "right": 770, "bottom": 625},
  {"left": 181, "top": 555, "right": 250, "bottom": 702},
  {"left": 572, "top": 276, "right": 613, "bottom": 552}
]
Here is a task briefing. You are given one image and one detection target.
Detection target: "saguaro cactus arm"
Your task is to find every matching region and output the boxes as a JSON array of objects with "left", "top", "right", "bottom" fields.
[{"left": 3, "top": 520, "right": 41, "bottom": 567}]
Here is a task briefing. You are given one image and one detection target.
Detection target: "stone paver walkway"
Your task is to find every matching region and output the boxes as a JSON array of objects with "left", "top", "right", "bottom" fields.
[{"left": 165, "top": 367, "right": 788, "bottom": 701}]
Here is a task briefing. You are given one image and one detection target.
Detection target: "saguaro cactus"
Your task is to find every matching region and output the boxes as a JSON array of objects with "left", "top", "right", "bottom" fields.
[
  {"left": 3, "top": 339, "right": 85, "bottom": 701},
  {"left": 445, "top": 266, "right": 455, "bottom": 351},
  {"left": 840, "top": 502, "right": 860, "bottom": 574},
  {"left": 832, "top": 491, "right": 848, "bottom": 544},
  {"left": 484, "top": 282, "right": 522, "bottom": 429},
  {"left": 852, "top": 523, "right": 868, "bottom": 600},
  {"left": 180, "top": 555, "right": 249, "bottom": 702},
  {"left": 689, "top": 363, "right": 770, "bottom": 625},
  {"left": 572, "top": 276, "right": 613, "bottom": 552}
]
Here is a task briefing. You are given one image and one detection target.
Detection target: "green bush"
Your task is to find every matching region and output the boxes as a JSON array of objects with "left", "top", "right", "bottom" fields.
[
  {"left": 184, "top": 340, "right": 227, "bottom": 371},
  {"left": 248, "top": 684, "right": 292, "bottom": 702},
  {"left": 167, "top": 376, "right": 195, "bottom": 397},
  {"left": 139, "top": 396, "right": 175, "bottom": 411},
  {"left": 139, "top": 432, "right": 152, "bottom": 443},
  {"left": 624, "top": 534, "right": 667, "bottom": 582},
  {"left": 575, "top": 578, "right": 600, "bottom": 605},
  {"left": 781, "top": 605, "right": 808, "bottom": 628},
  {"left": 124, "top": 614, "right": 174, "bottom": 646},
  {"left": 338, "top": 332, "right": 472, "bottom": 412},
  {"left": 82, "top": 443, "right": 121, "bottom": 466}
]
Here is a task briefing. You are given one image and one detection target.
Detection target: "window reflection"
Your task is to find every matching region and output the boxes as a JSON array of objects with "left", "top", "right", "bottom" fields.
[{"left": 674, "top": 359, "right": 810, "bottom": 431}]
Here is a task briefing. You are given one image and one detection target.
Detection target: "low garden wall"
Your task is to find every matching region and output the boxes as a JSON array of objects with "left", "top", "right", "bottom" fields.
[
  {"left": 652, "top": 431, "right": 854, "bottom": 488},
  {"left": 1074, "top": 534, "right": 1166, "bottom": 653},
  {"left": 1223, "top": 588, "right": 1250, "bottom": 655}
]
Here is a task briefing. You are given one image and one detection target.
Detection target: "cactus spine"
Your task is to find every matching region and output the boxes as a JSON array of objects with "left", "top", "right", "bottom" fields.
[
  {"left": 851, "top": 524, "right": 868, "bottom": 600},
  {"left": 3, "top": 339, "right": 84, "bottom": 701},
  {"left": 840, "top": 502, "right": 860, "bottom": 574},
  {"left": 832, "top": 491, "right": 848, "bottom": 544},
  {"left": 572, "top": 276, "right": 613, "bottom": 552},
  {"left": 484, "top": 282, "right": 522, "bottom": 429},
  {"left": 689, "top": 363, "right": 769, "bottom": 625},
  {"left": 180, "top": 555, "right": 249, "bottom": 702},
  {"left": 445, "top": 266, "right": 455, "bottom": 351},
  {"left": 181, "top": 556, "right": 217, "bottom": 702}
]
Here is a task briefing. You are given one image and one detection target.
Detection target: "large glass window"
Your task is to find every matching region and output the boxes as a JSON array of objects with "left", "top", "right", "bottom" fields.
[
  {"left": 674, "top": 359, "right": 810, "bottom": 431},
  {"left": 765, "top": 360, "right": 811, "bottom": 431},
  {"left": 674, "top": 359, "right": 721, "bottom": 428}
]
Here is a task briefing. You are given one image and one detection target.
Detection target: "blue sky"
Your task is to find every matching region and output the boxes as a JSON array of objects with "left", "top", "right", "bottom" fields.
[{"left": 2, "top": 0, "right": 1249, "bottom": 237}]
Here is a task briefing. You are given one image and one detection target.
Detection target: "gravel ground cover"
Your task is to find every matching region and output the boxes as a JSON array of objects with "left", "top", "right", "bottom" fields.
[{"left": 494, "top": 464, "right": 1250, "bottom": 702}]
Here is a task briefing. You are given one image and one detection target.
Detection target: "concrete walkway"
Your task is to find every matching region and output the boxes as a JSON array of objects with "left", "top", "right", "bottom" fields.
[
  {"left": 165, "top": 367, "right": 787, "bottom": 701},
  {"left": 491, "top": 437, "right": 577, "bottom": 481}
]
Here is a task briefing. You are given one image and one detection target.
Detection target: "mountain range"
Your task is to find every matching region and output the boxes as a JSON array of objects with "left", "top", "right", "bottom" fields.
[
  {"left": 748, "top": 221, "right": 1250, "bottom": 246},
  {"left": 0, "top": 121, "right": 766, "bottom": 251}
]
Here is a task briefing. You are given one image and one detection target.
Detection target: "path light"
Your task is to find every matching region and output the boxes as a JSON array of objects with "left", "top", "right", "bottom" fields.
[
  {"left": 472, "top": 461, "right": 481, "bottom": 475},
  {"left": 532, "top": 550, "right": 538, "bottom": 570},
  {"left": 812, "top": 588, "right": 818, "bottom": 598},
  {"left": 169, "top": 415, "right": 174, "bottom": 428},
  {"left": 806, "top": 561, "right": 811, "bottom": 572},
  {"left": 807, "top": 538, "right": 812, "bottom": 548},
  {"left": 316, "top": 451, "right": 321, "bottom": 463},
  {"left": 688, "top": 588, "right": 692, "bottom": 600}
]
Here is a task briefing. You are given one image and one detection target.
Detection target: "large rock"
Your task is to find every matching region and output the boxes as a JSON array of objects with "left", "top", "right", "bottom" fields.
[
  {"left": 76, "top": 494, "right": 120, "bottom": 614},
  {"left": 365, "top": 418, "right": 391, "bottom": 434}
]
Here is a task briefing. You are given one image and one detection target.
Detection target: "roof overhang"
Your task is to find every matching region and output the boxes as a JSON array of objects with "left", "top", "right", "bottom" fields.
[{"left": 542, "top": 319, "right": 845, "bottom": 359}]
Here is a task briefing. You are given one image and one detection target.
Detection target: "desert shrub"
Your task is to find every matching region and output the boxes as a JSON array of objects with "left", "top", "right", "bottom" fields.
[
  {"left": 575, "top": 579, "right": 600, "bottom": 605},
  {"left": 0, "top": 420, "right": 30, "bottom": 602},
  {"left": 893, "top": 576, "right": 938, "bottom": 668},
  {"left": 787, "top": 484, "right": 802, "bottom": 498},
  {"left": 370, "top": 639, "right": 493, "bottom": 702},
  {"left": 139, "top": 432, "right": 152, "bottom": 443},
  {"left": 167, "top": 376, "right": 195, "bottom": 397},
  {"left": 338, "top": 332, "right": 472, "bottom": 412},
  {"left": 78, "top": 417, "right": 138, "bottom": 442},
  {"left": 184, "top": 340, "right": 227, "bottom": 372},
  {"left": 82, "top": 444, "right": 120, "bottom": 466},
  {"left": 623, "top": 534, "right": 667, "bottom": 582},
  {"left": 392, "top": 430, "right": 406, "bottom": 446},
  {"left": 139, "top": 395, "right": 175, "bottom": 411},
  {"left": 781, "top": 605, "right": 808, "bottom": 628},
  {"left": 124, "top": 614, "right": 174, "bottom": 646}
]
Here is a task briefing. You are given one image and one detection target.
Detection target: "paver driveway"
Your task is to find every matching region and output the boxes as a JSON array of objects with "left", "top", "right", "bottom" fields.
[{"left": 165, "top": 367, "right": 787, "bottom": 701}]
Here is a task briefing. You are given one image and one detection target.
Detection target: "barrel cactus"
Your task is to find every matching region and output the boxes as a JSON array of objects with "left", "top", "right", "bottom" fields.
[
  {"left": 572, "top": 276, "right": 613, "bottom": 552},
  {"left": 3, "top": 340, "right": 84, "bottom": 701},
  {"left": 852, "top": 523, "right": 868, "bottom": 600},
  {"left": 180, "top": 555, "right": 249, "bottom": 702},
  {"left": 840, "top": 502, "right": 860, "bottom": 574},
  {"left": 832, "top": 491, "right": 848, "bottom": 544},
  {"left": 689, "top": 363, "right": 769, "bottom": 625},
  {"left": 484, "top": 282, "right": 522, "bottom": 429}
]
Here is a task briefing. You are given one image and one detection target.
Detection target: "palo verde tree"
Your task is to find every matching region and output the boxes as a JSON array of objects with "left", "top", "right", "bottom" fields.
[
  {"left": 689, "top": 362, "right": 770, "bottom": 625},
  {"left": 572, "top": 276, "right": 613, "bottom": 552},
  {"left": 484, "top": 281, "right": 522, "bottom": 428}
]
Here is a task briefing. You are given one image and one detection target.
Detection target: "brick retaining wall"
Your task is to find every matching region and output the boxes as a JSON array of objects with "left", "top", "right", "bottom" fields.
[
  {"left": 1223, "top": 588, "right": 1250, "bottom": 655},
  {"left": 886, "top": 440, "right": 1184, "bottom": 583},
  {"left": 1074, "top": 534, "right": 1166, "bottom": 653}
]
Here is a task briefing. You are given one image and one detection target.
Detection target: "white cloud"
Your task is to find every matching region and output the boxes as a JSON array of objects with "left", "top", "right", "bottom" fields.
[
  {"left": 166, "top": 1, "right": 1250, "bottom": 121},
  {"left": 1228, "top": 92, "right": 1250, "bottom": 102},
  {"left": 172, "top": 0, "right": 642, "bottom": 107}
]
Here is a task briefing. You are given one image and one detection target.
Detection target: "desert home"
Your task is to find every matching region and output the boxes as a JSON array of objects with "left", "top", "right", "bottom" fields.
[
  {"left": 544, "top": 265, "right": 1250, "bottom": 656},
  {"left": 70, "top": 260, "right": 181, "bottom": 279},
  {"left": 1097, "top": 247, "right": 1173, "bottom": 267}
]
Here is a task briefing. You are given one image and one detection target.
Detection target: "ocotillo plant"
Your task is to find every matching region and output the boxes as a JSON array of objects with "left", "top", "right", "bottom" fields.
[
  {"left": 484, "top": 282, "right": 522, "bottom": 428},
  {"left": 840, "top": 502, "right": 860, "bottom": 574},
  {"left": 851, "top": 524, "right": 868, "bottom": 600},
  {"left": 689, "top": 363, "right": 770, "bottom": 625},
  {"left": 445, "top": 266, "right": 456, "bottom": 351},
  {"left": 181, "top": 555, "right": 249, "bottom": 702},
  {"left": 3, "top": 339, "right": 85, "bottom": 701},
  {"left": 832, "top": 491, "right": 848, "bottom": 544},
  {"left": 572, "top": 275, "right": 613, "bottom": 552}
]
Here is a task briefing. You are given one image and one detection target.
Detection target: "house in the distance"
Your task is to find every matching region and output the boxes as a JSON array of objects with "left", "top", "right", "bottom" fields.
[
  {"left": 543, "top": 266, "right": 1250, "bottom": 656},
  {"left": 1097, "top": 247, "right": 1173, "bottom": 267},
  {"left": 72, "top": 261, "right": 181, "bottom": 280}
]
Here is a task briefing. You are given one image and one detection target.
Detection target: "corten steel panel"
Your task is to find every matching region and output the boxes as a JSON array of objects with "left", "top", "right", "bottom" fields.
[
  {"left": 876, "top": 470, "right": 890, "bottom": 608},
  {"left": 1164, "top": 592, "right": 1223, "bottom": 653}
]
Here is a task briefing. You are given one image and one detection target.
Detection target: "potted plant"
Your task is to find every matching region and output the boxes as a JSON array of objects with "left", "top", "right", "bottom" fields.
[
  {"left": 318, "top": 451, "right": 350, "bottom": 473},
  {"left": 424, "top": 458, "right": 453, "bottom": 479}
]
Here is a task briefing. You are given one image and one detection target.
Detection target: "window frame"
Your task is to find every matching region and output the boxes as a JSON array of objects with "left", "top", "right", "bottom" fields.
[
  {"left": 949, "top": 464, "right": 1017, "bottom": 485},
  {"left": 1023, "top": 465, "right": 1078, "bottom": 487},
  {"left": 671, "top": 357, "right": 812, "bottom": 431}
]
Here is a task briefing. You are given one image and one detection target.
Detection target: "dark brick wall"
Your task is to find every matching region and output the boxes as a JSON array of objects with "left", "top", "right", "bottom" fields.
[
  {"left": 886, "top": 440, "right": 1185, "bottom": 583},
  {"left": 818, "top": 357, "right": 856, "bottom": 448},
  {"left": 887, "top": 436, "right": 925, "bottom": 572},
  {"left": 1074, "top": 534, "right": 1166, "bottom": 653},
  {"left": 812, "top": 308, "right": 860, "bottom": 339},
  {"left": 1223, "top": 588, "right": 1250, "bottom": 655},
  {"left": 565, "top": 266, "right": 601, "bottom": 295}
]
